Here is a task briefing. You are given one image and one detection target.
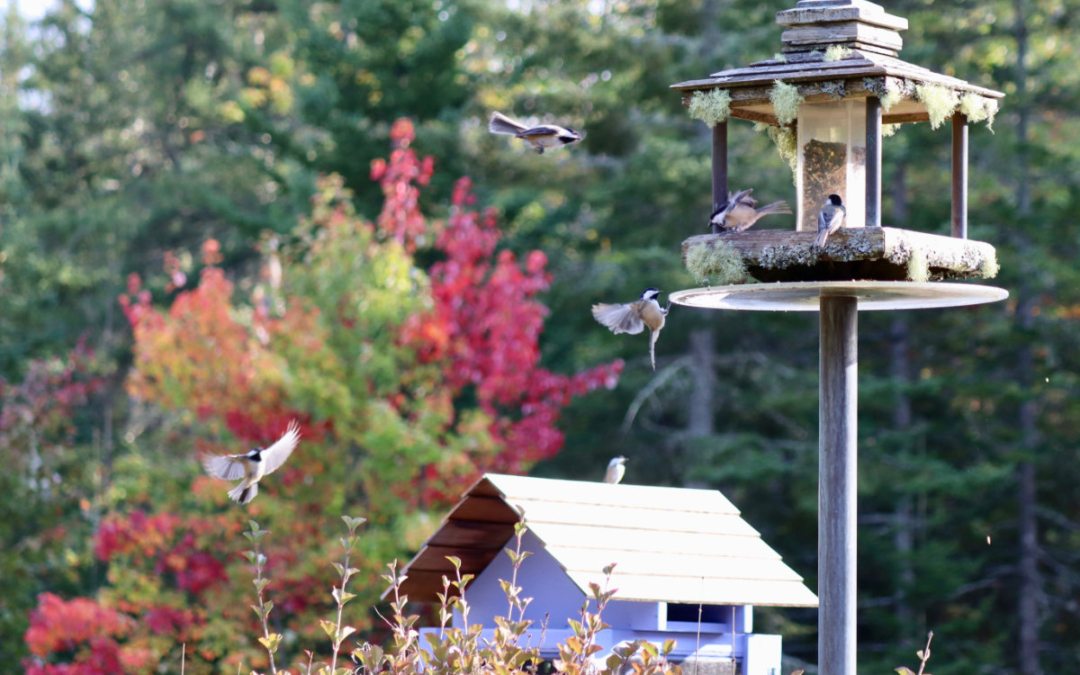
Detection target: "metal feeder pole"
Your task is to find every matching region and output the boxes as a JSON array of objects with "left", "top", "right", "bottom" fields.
[{"left": 819, "top": 295, "right": 858, "bottom": 675}]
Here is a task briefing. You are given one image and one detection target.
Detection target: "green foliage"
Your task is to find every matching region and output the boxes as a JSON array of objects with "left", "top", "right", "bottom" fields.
[
  {"left": 895, "top": 632, "right": 934, "bottom": 675},
  {"left": 244, "top": 520, "right": 283, "bottom": 673}
]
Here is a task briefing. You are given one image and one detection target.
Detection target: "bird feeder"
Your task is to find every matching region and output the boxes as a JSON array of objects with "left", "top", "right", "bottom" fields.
[
  {"left": 674, "top": 0, "right": 1005, "bottom": 284},
  {"left": 667, "top": 3, "right": 1009, "bottom": 675}
]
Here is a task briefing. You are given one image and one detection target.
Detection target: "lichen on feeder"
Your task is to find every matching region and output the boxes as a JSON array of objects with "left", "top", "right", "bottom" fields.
[
  {"left": 823, "top": 45, "right": 853, "bottom": 63},
  {"left": 682, "top": 228, "right": 999, "bottom": 284},
  {"left": 684, "top": 238, "right": 750, "bottom": 285},
  {"left": 959, "top": 93, "right": 998, "bottom": 129},
  {"left": 914, "top": 83, "right": 958, "bottom": 129},
  {"left": 688, "top": 89, "right": 732, "bottom": 127},
  {"left": 770, "top": 81, "right": 804, "bottom": 126}
]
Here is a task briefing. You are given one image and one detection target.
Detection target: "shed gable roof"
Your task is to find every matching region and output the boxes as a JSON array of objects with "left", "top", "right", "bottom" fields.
[{"left": 395, "top": 474, "right": 818, "bottom": 608}]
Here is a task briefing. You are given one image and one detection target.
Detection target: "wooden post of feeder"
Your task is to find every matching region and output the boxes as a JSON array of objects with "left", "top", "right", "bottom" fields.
[
  {"left": 711, "top": 121, "right": 728, "bottom": 234},
  {"left": 819, "top": 294, "right": 858, "bottom": 675},
  {"left": 866, "top": 97, "right": 883, "bottom": 229},
  {"left": 952, "top": 111, "right": 968, "bottom": 239}
]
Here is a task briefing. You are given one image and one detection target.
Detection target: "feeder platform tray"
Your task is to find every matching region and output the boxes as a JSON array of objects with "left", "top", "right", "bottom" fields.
[
  {"left": 671, "top": 281, "right": 1008, "bottom": 312},
  {"left": 682, "top": 226, "right": 998, "bottom": 284}
]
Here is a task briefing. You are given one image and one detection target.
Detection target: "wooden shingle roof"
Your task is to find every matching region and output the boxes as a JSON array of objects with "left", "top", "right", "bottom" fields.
[
  {"left": 672, "top": 49, "right": 1005, "bottom": 127},
  {"left": 670, "top": 0, "right": 1003, "bottom": 126},
  {"left": 394, "top": 474, "right": 818, "bottom": 608}
]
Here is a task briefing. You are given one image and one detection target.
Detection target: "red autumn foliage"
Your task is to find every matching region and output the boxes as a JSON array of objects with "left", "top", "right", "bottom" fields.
[
  {"left": 95, "top": 512, "right": 229, "bottom": 597},
  {"left": 119, "top": 265, "right": 316, "bottom": 445},
  {"left": 93, "top": 511, "right": 181, "bottom": 561},
  {"left": 388, "top": 124, "right": 623, "bottom": 481},
  {"left": 424, "top": 178, "right": 622, "bottom": 474},
  {"left": 24, "top": 594, "right": 154, "bottom": 675},
  {"left": 24, "top": 594, "right": 129, "bottom": 658},
  {"left": 372, "top": 118, "right": 436, "bottom": 251}
]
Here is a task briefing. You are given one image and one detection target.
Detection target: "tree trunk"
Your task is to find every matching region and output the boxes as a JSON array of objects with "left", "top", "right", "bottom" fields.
[
  {"left": 889, "top": 161, "right": 917, "bottom": 643},
  {"left": 1017, "top": 292, "right": 1041, "bottom": 675},
  {"left": 891, "top": 317, "right": 916, "bottom": 641},
  {"left": 1014, "top": 1, "right": 1041, "bottom": 671}
]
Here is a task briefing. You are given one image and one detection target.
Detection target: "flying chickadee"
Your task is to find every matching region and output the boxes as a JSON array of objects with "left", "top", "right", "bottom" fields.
[
  {"left": 603, "top": 456, "right": 628, "bottom": 484},
  {"left": 592, "top": 288, "right": 669, "bottom": 371},
  {"left": 814, "top": 194, "right": 847, "bottom": 247},
  {"left": 200, "top": 421, "right": 301, "bottom": 505},
  {"left": 710, "top": 188, "right": 792, "bottom": 233},
  {"left": 488, "top": 111, "right": 583, "bottom": 154}
]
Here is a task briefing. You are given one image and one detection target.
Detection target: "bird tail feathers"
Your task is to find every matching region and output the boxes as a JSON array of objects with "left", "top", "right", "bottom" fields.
[
  {"left": 228, "top": 482, "right": 257, "bottom": 504},
  {"left": 489, "top": 112, "right": 526, "bottom": 135},
  {"left": 756, "top": 200, "right": 792, "bottom": 216},
  {"left": 649, "top": 329, "right": 659, "bottom": 371},
  {"left": 814, "top": 229, "right": 829, "bottom": 247}
]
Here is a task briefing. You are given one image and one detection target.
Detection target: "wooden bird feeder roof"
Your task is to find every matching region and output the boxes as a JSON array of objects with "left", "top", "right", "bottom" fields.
[
  {"left": 671, "top": 0, "right": 1004, "bottom": 127},
  {"left": 391, "top": 473, "right": 819, "bottom": 608}
]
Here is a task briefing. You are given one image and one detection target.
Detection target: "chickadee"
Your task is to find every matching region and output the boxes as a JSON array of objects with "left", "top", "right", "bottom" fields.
[
  {"left": 488, "top": 111, "right": 583, "bottom": 154},
  {"left": 603, "top": 456, "right": 628, "bottom": 484},
  {"left": 200, "top": 421, "right": 301, "bottom": 504},
  {"left": 592, "top": 288, "right": 669, "bottom": 371},
  {"left": 710, "top": 188, "right": 792, "bottom": 233},
  {"left": 814, "top": 194, "right": 847, "bottom": 247}
]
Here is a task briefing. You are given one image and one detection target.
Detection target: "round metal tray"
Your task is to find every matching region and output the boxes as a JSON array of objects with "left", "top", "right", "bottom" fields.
[{"left": 670, "top": 281, "right": 1009, "bottom": 312}]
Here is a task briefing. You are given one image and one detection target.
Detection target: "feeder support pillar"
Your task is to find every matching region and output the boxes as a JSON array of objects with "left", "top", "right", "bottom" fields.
[
  {"left": 866, "top": 97, "right": 882, "bottom": 228},
  {"left": 711, "top": 121, "right": 728, "bottom": 233},
  {"left": 819, "top": 295, "right": 858, "bottom": 675},
  {"left": 952, "top": 112, "right": 968, "bottom": 239}
]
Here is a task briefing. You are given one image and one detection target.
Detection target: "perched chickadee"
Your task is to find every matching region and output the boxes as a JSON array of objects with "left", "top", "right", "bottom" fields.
[
  {"left": 200, "top": 421, "right": 301, "bottom": 505},
  {"left": 592, "top": 288, "right": 669, "bottom": 371},
  {"left": 603, "top": 456, "right": 628, "bottom": 484},
  {"left": 488, "top": 111, "right": 583, "bottom": 154},
  {"left": 814, "top": 194, "right": 847, "bottom": 247},
  {"left": 710, "top": 188, "right": 792, "bottom": 233}
]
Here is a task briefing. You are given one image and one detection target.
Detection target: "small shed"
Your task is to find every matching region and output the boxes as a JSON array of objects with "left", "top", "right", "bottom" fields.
[{"left": 393, "top": 474, "right": 817, "bottom": 675}]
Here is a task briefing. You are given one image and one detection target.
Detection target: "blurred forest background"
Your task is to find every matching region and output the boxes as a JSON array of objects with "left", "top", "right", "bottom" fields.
[{"left": 3, "top": 0, "right": 1080, "bottom": 673}]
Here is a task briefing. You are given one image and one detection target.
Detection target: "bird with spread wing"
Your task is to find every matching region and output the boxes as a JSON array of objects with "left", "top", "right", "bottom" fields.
[{"left": 200, "top": 421, "right": 302, "bottom": 505}]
